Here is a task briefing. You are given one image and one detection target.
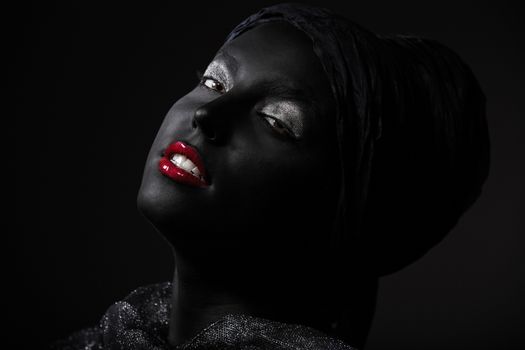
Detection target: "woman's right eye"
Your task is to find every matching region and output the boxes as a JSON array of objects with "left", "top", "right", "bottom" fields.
[{"left": 201, "top": 77, "right": 226, "bottom": 94}]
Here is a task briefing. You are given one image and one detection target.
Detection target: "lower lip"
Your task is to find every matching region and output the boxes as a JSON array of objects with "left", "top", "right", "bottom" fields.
[{"left": 158, "top": 157, "right": 208, "bottom": 188}]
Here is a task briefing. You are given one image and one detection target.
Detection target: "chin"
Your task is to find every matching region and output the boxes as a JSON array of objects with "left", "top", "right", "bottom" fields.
[
  {"left": 137, "top": 178, "right": 167, "bottom": 229},
  {"left": 136, "top": 168, "right": 180, "bottom": 228},
  {"left": 137, "top": 173, "right": 216, "bottom": 242}
]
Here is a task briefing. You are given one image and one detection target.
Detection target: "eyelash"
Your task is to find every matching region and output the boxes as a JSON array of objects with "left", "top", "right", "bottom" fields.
[
  {"left": 195, "top": 68, "right": 295, "bottom": 140},
  {"left": 257, "top": 112, "right": 295, "bottom": 139},
  {"left": 198, "top": 75, "right": 226, "bottom": 95}
]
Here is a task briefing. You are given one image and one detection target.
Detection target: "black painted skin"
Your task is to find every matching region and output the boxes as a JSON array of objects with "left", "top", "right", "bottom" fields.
[{"left": 137, "top": 22, "right": 370, "bottom": 347}]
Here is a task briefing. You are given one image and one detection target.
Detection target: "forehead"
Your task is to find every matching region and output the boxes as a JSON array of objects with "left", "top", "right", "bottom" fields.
[{"left": 218, "top": 21, "right": 332, "bottom": 104}]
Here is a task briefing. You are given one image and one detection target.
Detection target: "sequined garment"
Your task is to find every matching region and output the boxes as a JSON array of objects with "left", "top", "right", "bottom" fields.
[{"left": 52, "top": 282, "right": 356, "bottom": 350}]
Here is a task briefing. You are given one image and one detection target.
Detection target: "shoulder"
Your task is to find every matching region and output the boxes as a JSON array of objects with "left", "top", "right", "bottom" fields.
[
  {"left": 181, "top": 313, "right": 358, "bottom": 350},
  {"left": 52, "top": 282, "right": 357, "bottom": 350},
  {"left": 51, "top": 282, "right": 172, "bottom": 350},
  {"left": 50, "top": 326, "right": 103, "bottom": 350}
]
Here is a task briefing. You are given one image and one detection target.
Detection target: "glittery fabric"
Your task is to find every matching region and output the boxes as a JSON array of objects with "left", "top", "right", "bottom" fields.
[{"left": 52, "top": 282, "right": 356, "bottom": 350}]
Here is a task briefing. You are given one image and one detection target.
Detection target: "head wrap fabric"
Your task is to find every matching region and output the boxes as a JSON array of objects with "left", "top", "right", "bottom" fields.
[{"left": 223, "top": 3, "right": 489, "bottom": 275}]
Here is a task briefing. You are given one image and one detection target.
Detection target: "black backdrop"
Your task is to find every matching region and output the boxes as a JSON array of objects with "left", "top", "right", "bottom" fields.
[{"left": 12, "top": 1, "right": 524, "bottom": 349}]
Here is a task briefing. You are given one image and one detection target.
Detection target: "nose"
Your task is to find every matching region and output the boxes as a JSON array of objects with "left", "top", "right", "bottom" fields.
[
  {"left": 192, "top": 106, "right": 220, "bottom": 142},
  {"left": 192, "top": 95, "right": 239, "bottom": 144}
]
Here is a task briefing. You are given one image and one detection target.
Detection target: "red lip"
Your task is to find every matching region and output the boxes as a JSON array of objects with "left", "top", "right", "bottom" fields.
[{"left": 158, "top": 141, "right": 209, "bottom": 188}]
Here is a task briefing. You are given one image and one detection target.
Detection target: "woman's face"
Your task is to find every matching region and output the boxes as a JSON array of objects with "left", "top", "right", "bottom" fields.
[{"left": 138, "top": 22, "right": 340, "bottom": 258}]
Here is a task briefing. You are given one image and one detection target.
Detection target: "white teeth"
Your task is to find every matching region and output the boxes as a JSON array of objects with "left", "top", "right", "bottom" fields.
[
  {"left": 191, "top": 167, "right": 201, "bottom": 176},
  {"left": 181, "top": 158, "right": 194, "bottom": 169},
  {"left": 169, "top": 153, "right": 201, "bottom": 179},
  {"left": 173, "top": 154, "right": 184, "bottom": 165}
]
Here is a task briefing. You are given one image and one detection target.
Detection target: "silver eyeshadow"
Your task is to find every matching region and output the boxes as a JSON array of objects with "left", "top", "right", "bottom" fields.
[
  {"left": 202, "top": 60, "right": 233, "bottom": 92},
  {"left": 202, "top": 57, "right": 305, "bottom": 138},
  {"left": 260, "top": 100, "right": 305, "bottom": 138}
]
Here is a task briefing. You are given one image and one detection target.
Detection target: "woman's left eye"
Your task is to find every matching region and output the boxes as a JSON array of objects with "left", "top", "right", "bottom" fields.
[
  {"left": 201, "top": 77, "right": 226, "bottom": 94},
  {"left": 261, "top": 115, "right": 295, "bottom": 138}
]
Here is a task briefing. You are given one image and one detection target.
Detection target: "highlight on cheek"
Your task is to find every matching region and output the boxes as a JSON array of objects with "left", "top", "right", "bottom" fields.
[{"left": 260, "top": 100, "right": 305, "bottom": 138}]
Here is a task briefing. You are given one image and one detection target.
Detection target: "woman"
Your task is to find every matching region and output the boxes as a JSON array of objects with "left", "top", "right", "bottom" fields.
[{"left": 53, "top": 3, "right": 489, "bottom": 349}]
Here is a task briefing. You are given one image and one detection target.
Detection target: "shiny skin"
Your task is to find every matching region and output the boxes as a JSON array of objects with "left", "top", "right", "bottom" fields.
[
  {"left": 137, "top": 22, "right": 340, "bottom": 264},
  {"left": 136, "top": 21, "right": 368, "bottom": 347}
]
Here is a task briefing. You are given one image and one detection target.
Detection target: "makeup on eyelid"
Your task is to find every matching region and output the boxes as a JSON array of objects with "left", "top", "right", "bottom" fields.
[
  {"left": 203, "top": 61, "right": 233, "bottom": 92},
  {"left": 260, "top": 100, "right": 305, "bottom": 137},
  {"left": 202, "top": 57, "right": 306, "bottom": 138}
]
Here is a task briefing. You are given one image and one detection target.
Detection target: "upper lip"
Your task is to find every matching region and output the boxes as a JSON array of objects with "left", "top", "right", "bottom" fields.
[{"left": 163, "top": 141, "right": 208, "bottom": 181}]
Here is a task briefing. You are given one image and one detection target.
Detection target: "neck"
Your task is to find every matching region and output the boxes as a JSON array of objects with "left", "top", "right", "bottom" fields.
[
  {"left": 168, "top": 241, "right": 377, "bottom": 347},
  {"left": 167, "top": 245, "right": 337, "bottom": 346},
  {"left": 167, "top": 269, "right": 248, "bottom": 346}
]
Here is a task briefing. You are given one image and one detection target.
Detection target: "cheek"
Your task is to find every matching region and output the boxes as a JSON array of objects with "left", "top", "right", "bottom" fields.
[
  {"left": 215, "top": 146, "right": 340, "bottom": 238},
  {"left": 137, "top": 94, "right": 205, "bottom": 221},
  {"left": 149, "top": 93, "right": 203, "bottom": 152}
]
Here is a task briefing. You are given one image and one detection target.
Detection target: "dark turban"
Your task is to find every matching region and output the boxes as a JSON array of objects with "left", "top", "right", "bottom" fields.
[{"left": 224, "top": 3, "right": 490, "bottom": 275}]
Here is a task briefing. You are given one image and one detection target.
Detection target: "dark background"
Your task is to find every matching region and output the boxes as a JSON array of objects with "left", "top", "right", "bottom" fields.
[{"left": 12, "top": 1, "right": 524, "bottom": 349}]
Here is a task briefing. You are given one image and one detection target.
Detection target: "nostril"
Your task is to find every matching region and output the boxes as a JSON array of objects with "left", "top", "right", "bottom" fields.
[
  {"left": 193, "top": 106, "right": 221, "bottom": 142},
  {"left": 192, "top": 115, "right": 218, "bottom": 141}
]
